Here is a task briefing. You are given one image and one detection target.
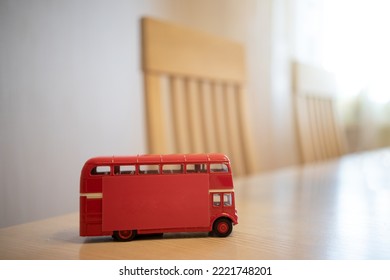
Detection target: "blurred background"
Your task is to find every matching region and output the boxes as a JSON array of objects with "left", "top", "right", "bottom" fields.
[{"left": 1, "top": 0, "right": 389, "bottom": 228}]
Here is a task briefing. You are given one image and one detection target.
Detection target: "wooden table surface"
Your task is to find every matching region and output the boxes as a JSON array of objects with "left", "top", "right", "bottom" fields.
[{"left": 1, "top": 149, "right": 390, "bottom": 260}]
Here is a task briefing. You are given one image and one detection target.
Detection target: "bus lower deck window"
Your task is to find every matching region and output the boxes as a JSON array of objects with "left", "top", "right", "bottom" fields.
[
  {"left": 224, "top": 193, "right": 232, "bottom": 206},
  {"left": 213, "top": 193, "right": 221, "bottom": 206}
]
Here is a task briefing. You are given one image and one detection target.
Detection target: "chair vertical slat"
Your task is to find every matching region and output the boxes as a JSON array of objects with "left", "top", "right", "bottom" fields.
[
  {"left": 186, "top": 78, "right": 205, "bottom": 153},
  {"left": 307, "top": 96, "right": 321, "bottom": 161},
  {"left": 314, "top": 97, "right": 327, "bottom": 160},
  {"left": 199, "top": 81, "right": 218, "bottom": 153},
  {"left": 295, "top": 95, "right": 314, "bottom": 163},
  {"left": 144, "top": 73, "right": 167, "bottom": 154},
  {"left": 160, "top": 75, "right": 176, "bottom": 154},
  {"left": 236, "top": 86, "right": 257, "bottom": 174},
  {"left": 212, "top": 82, "right": 229, "bottom": 155},
  {"left": 324, "top": 99, "right": 337, "bottom": 157},
  {"left": 224, "top": 84, "right": 245, "bottom": 176},
  {"left": 329, "top": 100, "right": 345, "bottom": 156},
  {"left": 320, "top": 98, "right": 333, "bottom": 158},
  {"left": 170, "top": 76, "right": 191, "bottom": 153}
]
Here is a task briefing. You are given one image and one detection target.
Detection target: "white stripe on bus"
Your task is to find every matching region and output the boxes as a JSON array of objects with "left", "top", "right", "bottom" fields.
[
  {"left": 80, "top": 190, "right": 232, "bottom": 199},
  {"left": 80, "top": 193, "right": 103, "bottom": 199},
  {"left": 209, "top": 189, "right": 234, "bottom": 193}
]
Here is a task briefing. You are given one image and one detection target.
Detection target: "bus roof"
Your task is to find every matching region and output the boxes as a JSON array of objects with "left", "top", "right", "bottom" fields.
[{"left": 84, "top": 153, "right": 230, "bottom": 166}]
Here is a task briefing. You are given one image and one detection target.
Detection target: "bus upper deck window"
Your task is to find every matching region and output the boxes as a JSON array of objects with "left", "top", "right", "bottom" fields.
[
  {"left": 139, "top": 164, "right": 160, "bottom": 175},
  {"left": 114, "top": 165, "right": 136, "bottom": 175},
  {"left": 91, "top": 166, "right": 111, "bottom": 176},
  {"left": 186, "top": 164, "right": 207, "bottom": 173},
  {"left": 162, "top": 164, "right": 183, "bottom": 174},
  {"left": 210, "top": 163, "right": 229, "bottom": 173}
]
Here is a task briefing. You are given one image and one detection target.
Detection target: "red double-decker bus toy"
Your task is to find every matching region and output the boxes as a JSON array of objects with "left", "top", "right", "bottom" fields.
[{"left": 80, "top": 153, "right": 238, "bottom": 241}]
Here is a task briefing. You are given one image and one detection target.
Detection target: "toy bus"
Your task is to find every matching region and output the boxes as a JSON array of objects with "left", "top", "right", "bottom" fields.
[{"left": 80, "top": 153, "right": 238, "bottom": 241}]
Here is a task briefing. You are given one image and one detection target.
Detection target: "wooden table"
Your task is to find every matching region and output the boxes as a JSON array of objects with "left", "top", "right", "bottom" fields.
[{"left": 1, "top": 149, "right": 390, "bottom": 259}]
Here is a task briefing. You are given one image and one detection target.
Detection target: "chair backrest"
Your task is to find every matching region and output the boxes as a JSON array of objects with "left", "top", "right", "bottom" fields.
[
  {"left": 141, "top": 17, "right": 257, "bottom": 176},
  {"left": 292, "top": 62, "right": 346, "bottom": 163}
]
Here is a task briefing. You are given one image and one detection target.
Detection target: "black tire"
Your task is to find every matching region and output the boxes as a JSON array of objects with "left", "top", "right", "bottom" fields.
[
  {"left": 112, "top": 229, "right": 136, "bottom": 242},
  {"left": 213, "top": 218, "right": 233, "bottom": 237}
]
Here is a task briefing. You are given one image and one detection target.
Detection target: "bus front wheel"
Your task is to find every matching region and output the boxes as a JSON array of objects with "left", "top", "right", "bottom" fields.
[
  {"left": 113, "top": 230, "right": 136, "bottom": 242},
  {"left": 213, "top": 218, "right": 233, "bottom": 237}
]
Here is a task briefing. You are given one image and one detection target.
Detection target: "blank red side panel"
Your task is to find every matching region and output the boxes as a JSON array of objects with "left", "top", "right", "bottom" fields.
[{"left": 102, "top": 174, "right": 210, "bottom": 232}]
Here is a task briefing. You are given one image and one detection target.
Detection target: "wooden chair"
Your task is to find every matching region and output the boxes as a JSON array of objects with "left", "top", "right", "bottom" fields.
[
  {"left": 141, "top": 17, "right": 257, "bottom": 176},
  {"left": 292, "top": 62, "right": 346, "bottom": 163}
]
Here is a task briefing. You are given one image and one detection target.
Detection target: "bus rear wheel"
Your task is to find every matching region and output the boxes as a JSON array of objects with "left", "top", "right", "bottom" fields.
[
  {"left": 213, "top": 218, "right": 232, "bottom": 237},
  {"left": 113, "top": 230, "right": 136, "bottom": 242}
]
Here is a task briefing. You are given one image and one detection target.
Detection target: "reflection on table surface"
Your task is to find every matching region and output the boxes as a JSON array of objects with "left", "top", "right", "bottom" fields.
[
  {"left": 1, "top": 148, "right": 389, "bottom": 259},
  {"left": 235, "top": 148, "right": 390, "bottom": 259}
]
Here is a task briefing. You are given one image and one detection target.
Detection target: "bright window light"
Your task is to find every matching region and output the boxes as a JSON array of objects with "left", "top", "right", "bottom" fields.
[{"left": 322, "top": 0, "right": 390, "bottom": 104}]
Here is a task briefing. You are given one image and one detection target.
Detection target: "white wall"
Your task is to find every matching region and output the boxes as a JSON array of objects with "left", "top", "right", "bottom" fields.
[
  {"left": 0, "top": 0, "right": 298, "bottom": 227},
  {"left": 0, "top": 0, "right": 159, "bottom": 227}
]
